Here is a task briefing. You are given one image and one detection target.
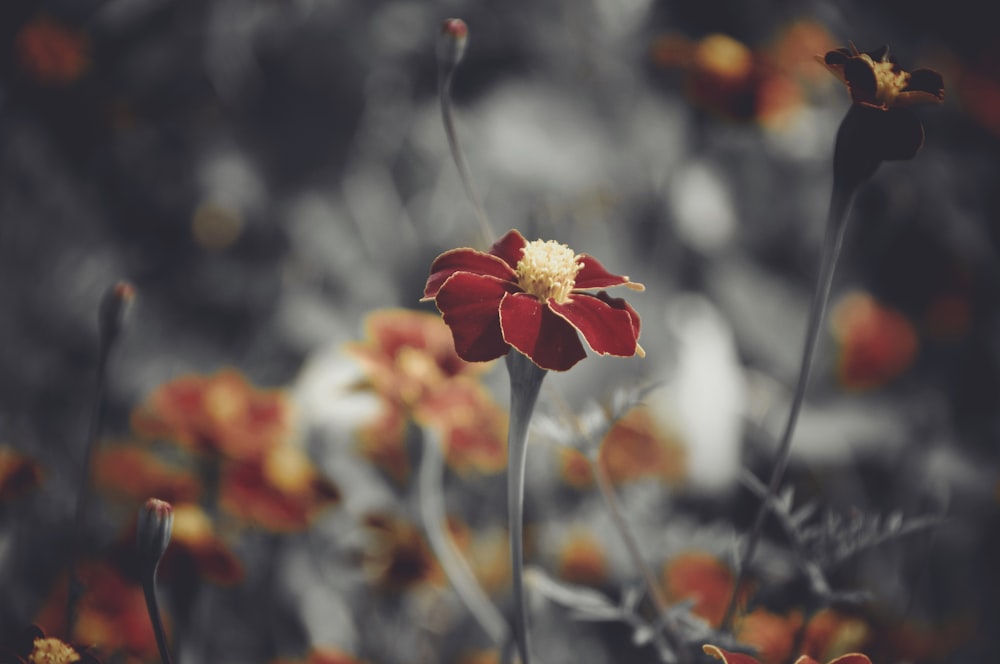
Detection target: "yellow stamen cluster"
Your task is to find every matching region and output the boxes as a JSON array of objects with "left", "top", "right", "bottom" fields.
[
  {"left": 28, "top": 638, "right": 81, "bottom": 664},
  {"left": 859, "top": 53, "right": 909, "bottom": 107},
  {"left": 515, "top": 239, "right": 584, "bottom": 304}
]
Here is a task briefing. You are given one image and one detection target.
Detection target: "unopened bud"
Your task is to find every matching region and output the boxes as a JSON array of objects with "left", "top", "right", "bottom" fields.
[
  {"left": 99, "top": 280, "right": 136, "bottom": 348},
  {"left": 137, "top": 498, "right": 173, "bottom": 569},
  {"left": 437, "top": 18, "right": 468, "bottom": 73}
]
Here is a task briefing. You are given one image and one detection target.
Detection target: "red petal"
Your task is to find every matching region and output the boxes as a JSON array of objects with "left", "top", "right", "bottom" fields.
[
  {"left": 574, "top": 255, "right": 641, "bottom": 290},
  {"left": 702, "top": 645, "right": 763, "bottom": 664},
  {"left": 499, "top": 293, "right": 586, "bottom": 371},
  {"left": 487, "top": 229, "right": 528, "bottom": 269},
  {"left": 435, "top": 272, "right": 517, "bottom": 362},
  {"left": 826, "top": 655, "right": 872, "bottom": 664},
  {"left": 423, "top": 248, "right": 517, "bottom": 299},
  {"left": 549, "top": 293, "right": 639, "bottom": 358},
  {"left": 791, "top": 658, "right": 823, "bottom": 664}
]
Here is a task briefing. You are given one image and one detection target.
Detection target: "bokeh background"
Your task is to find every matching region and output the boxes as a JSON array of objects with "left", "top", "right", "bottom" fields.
[{"left": 2, "top": 0, "right": 999, "bottom": 663}]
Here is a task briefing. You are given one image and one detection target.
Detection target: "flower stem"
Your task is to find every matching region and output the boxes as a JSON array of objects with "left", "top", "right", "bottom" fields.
[
  {"left": 142, "top": 572, "right": 174, "bottom": 664},
  {"left": 505, "top": 351, "right": 547, "bottom": 664},
  {"left": 721, "top": 181, "right": 857, "bottom": 630},
  {"left": 418, "top": 427, "right": 508, "bottom": 646},
  {"left": 438, "top": 45, "right": 493, "bottom": 246},
  {"left": 588, "top": 453, "right": 680, "bottom": 658},
  {"left": 66, "top": 282, "right": 134, "bottom": 634}
]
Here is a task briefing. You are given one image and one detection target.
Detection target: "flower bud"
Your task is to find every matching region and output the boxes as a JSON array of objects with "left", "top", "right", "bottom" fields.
[
  {"left": 99, "top": 280, "right": 136, "bottom": 349},
  {"left": 137, "top": 498, "right": 173, "bottom": 569},
  {"left": 437, "top": 18, "right": 468, "bottom": 73}
]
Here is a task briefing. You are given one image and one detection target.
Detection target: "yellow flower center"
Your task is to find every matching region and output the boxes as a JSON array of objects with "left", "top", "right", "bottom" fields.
[
  {"left": 29, "top": 638, "right": 81, "bottom": 664},
  {"left": 860, "top": 53, "right": 909, "bottom": 107},
  {"left": 515, "top": 239, "right": 584, "bottom": 304}
]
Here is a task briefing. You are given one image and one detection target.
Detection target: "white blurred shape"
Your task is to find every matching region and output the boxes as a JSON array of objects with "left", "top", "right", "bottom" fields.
[
  {"left": 476, "top": 84, "right": 611, "bottom": 194},
  {"left": 668, "top": 162, "right": 736, "bottom": 254},
  {"left": 654, "top": 294, "right": 745, "bottom": 491}
]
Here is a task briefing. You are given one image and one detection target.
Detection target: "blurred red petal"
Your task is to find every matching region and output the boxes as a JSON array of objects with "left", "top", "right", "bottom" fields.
[{"left": 702, "top": 645, "right": 762, "bottom": 664}]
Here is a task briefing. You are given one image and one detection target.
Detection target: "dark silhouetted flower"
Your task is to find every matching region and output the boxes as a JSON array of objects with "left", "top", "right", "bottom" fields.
[
  {"left": 818, "top": 44, "right": 944, "bottom": 168},
  {"left": 423, "top": 229, "right": 644, "bottom": 371},
  {"left": 220, "top": 444, "right": 340, "bottom": 532}
]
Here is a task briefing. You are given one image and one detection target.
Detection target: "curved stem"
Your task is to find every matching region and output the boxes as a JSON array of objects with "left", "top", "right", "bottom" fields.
[
  {"left": 418, "top": 428, "right": 508, "bottom": 646},
  {"left": 65, "top": 341, "right": 110, "bottom": 634},
  {"left": 721, "top": 182, "right": 857, "bottom": 630},
  {"left": 439, "top": 68, "right": 493, "bottom": 246},
  {"left": 589, "top": 454, "right": 680, "bottom": 658},
  {"left": 142, "top": 571, "right": 174, "bottom": 664},
  {"left": 505, "top": 351, "right": 547, "bottom": 664}
]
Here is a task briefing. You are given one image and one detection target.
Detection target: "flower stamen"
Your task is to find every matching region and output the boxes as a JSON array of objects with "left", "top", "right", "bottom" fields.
[{"left": 515, "top": 240, "right": 583, "bottom": 304}]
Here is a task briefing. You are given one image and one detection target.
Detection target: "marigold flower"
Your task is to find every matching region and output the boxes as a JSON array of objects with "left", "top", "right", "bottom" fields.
[
  {"left": 0, "top": 625, "right": 102, "bottom": 664},
  {"left": 14, "top": 16, "right": 89, "bottom": 85},
  {"left": 35, "top": 562, "right": 161, "bottom": 663},
  {"left": 0, "top": 447, "right": 43, "bottom": 501},
  {"left": 347, "top": 309, "right": 506, "bottom": 480},
  {"left": 220, "top": 444, "right": 340, "bottom": 532},
  {"left": 131, "top": 369, "right": 292, "bottom": 462},
  {"left": 703, "top": 644, "right": 873, "bottom": 664},
  {"left": 361, "top": 512, "right": 444, "bottom": 591},
  {"left": 818, "top": 44, "right": 944, "bottom": 166},
  {"left": 829, "top": 291, "right": 917, "bottom": 390},
  {"left": 662, "top": 551, "right": 748, "bottom": 628},
  {"left": 423, "top": 229, "right": 644, "bottom": 372},
  {"left": 556, "top": 530, "right": 609, "bottom": 586},
  {"left": 93, "top": 446, "right": 200, "bottom": 505}
]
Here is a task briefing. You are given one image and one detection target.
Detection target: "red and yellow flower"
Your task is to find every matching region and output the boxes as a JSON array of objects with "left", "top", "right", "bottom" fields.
[
  {"left": 131, "top": 369, "right": 292, "bottom": 462},
  {"left": 423, "top": 229, "right": 644, "bottom": 372},
  {"left": 818, "top": 44, "right": 944, "bottom": 162},
  {"left": 703, "top": 644, "right": 872, "bottom": 664}
]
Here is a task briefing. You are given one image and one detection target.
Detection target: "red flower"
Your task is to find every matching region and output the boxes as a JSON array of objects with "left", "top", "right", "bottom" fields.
[
  {"left": 703, "top": 644, "right": 872, "bottom": 664},
  {"left": 14, "top": 16, "right": 89, "bottom": 85},
  {"left": 422, "top": 229, "right": 644, "bottom": 371}
]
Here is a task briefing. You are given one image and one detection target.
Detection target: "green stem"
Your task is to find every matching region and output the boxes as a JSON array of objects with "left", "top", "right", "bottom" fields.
[
  {"left": 721, "top": 181, "right": 857, "bottom": 630},
  {"left": 505, "top": 351, "right": 547, "bottom": 664},
  {"left": 142, "top": 570, "right": 174, "bottom": 664}
]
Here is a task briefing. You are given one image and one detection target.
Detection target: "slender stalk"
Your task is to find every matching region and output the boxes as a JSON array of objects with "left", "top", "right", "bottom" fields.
[
  {"left": 66, "top": 281, "right": 134, "bottom": 633},
  {"left": 721, "top": 182, "right": 856, "bottom": 629},
  {"left": 142, "top": 574, "right": 174, "bottom": 664},
  {"left": 65, "top": 342, "right": 110, "bottom": 634},
  {"left": 505, "top": 351, "right": 547, "bottom": 664},
  {"left": 417, "top": 428, "right": 508, "bottom": 646},
  {"left": 588, "top": 454, "right": 680, "bottom": 658},
  {"left": 438, "top": 39, "right": 493, "bottom": 245}
]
